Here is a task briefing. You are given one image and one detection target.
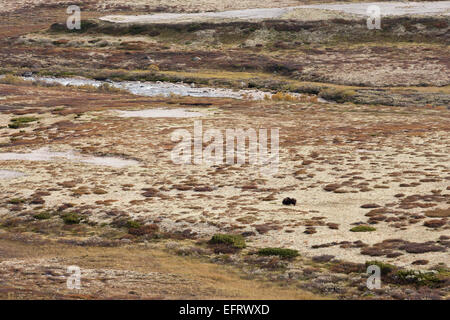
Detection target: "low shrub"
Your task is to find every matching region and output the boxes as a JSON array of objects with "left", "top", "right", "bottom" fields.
[
  {"left": 365, "top": 260, "right": 395, "bottom": 275},
  {"left": 8, "top": 117, "right": 38, "bottom": 129},
  {"left": 319, "top": 88, "right": 356, "bottom": 103},
  {"left": 128, "top": 224, "right": 159, "bottom": 236},
  {"left": 61, "top": 213, "right": 82, "bottom": 225},
  {"left": 350, "top": 225, "right": 376, "bottom": 232},
  {"left": 125, "top": 220, "right": 142, "bottom": 229},
  {"left": 33, "top": 211, "right": 52, "bottom": 220},
  {"left": 8, "top": 198, "right": 25, "bottom": 204},
  {"left": 208, "top": 234, "right": 246, "bottom": 249},
  {"left": 394, "top": 270, "right": 442, "bottom": 287},
  {"left": 257, "top": 247, "right": 300, "bottom": 259}
]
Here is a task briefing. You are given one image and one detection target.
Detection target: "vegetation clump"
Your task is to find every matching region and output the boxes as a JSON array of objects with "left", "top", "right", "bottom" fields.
[
  {"left": 350, "top": 225, "right": 376, "bottom": 232},
  {"left": 319, "top": 88, "right": 356, "bottom": 103},
  {"left": 265, "top": 92, "right": 299, "bottom": 102},
  {"left": 0, "top": 74, "right": 27, "bottom": 85},
  {"left": 33, "top": 211, "right": 52, "bottom": 220},
  {"left": 257, "top": 247, "right": 300, "bottom": 259},
  {"left": 61, "top": 213, "right": 82, "bottom": 225},
  {"left": 394, "top": 270, "right": 442, "bottom": 287},
  {"left": 208, "top": 234, "right": 246, "bottom": 249},
  {"left": 128, "top": 224, "right": 159, "bottom": 236},
  {"left": 365, "top": 260, "right": 396, "bottom": 275},
  {"left": 125, "top": 220, "right": 142, "bottom": 229},
  {"left": 8, "top": 117, "right": 38, "bottom": 129},
  {"left": 8, "top": 198, "right": 25, "bottom": 204}
]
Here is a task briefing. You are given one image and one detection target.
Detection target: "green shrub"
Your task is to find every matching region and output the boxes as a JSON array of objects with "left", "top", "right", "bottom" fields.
[
  {"left": 257, "top": 247, "right": 300, "bottom": 259},
  {"left": 208, "top": 234, "right": 246, "bottom": 249},
  {"left": 126, "top": 220, "right": 142, "bottom": 229},
  {"left": 350, "top": 225, "right": 376, "bottom": 232},
  {"left": 61, "top": 213, "right": 82, "bottom": 225},
  {"left": 365, "top": 260, "right": 395, "bottom": 275},
  {"left": 9, "top": 117, "right": 38, "bottom": 129},
  {"left": 34, "top": 211, "right": 52, "bottom": 220},
  {"left": 395, "top": 270, "right": 441, "bottom": 287}
]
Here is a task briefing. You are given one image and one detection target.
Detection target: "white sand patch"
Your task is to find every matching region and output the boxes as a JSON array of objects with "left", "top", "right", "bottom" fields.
[
  {"left": 100, "top": 2, "right": 450, "bottom": 23},
  {"left": 0, "top": 148, "right": 138, "bottom": 168},
  {"left": 0, "top": 170, "right": 25, "bottom": 180},
  {"left": 296, "top": 2, "right": 450, "bottom": 17}
]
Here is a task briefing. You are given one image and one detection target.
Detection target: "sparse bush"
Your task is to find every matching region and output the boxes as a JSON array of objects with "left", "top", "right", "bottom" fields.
[
  {"left": 257, "top": 247, "right": 300, "bottom": 259},
  {"left": 208, "top": 234, "right": 246, "bottom": 249}
]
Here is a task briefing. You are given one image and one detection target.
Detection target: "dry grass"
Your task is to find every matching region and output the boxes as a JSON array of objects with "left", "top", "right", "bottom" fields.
[{"left": 0, "top": 236, "right": 319, "bottom": 299}]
